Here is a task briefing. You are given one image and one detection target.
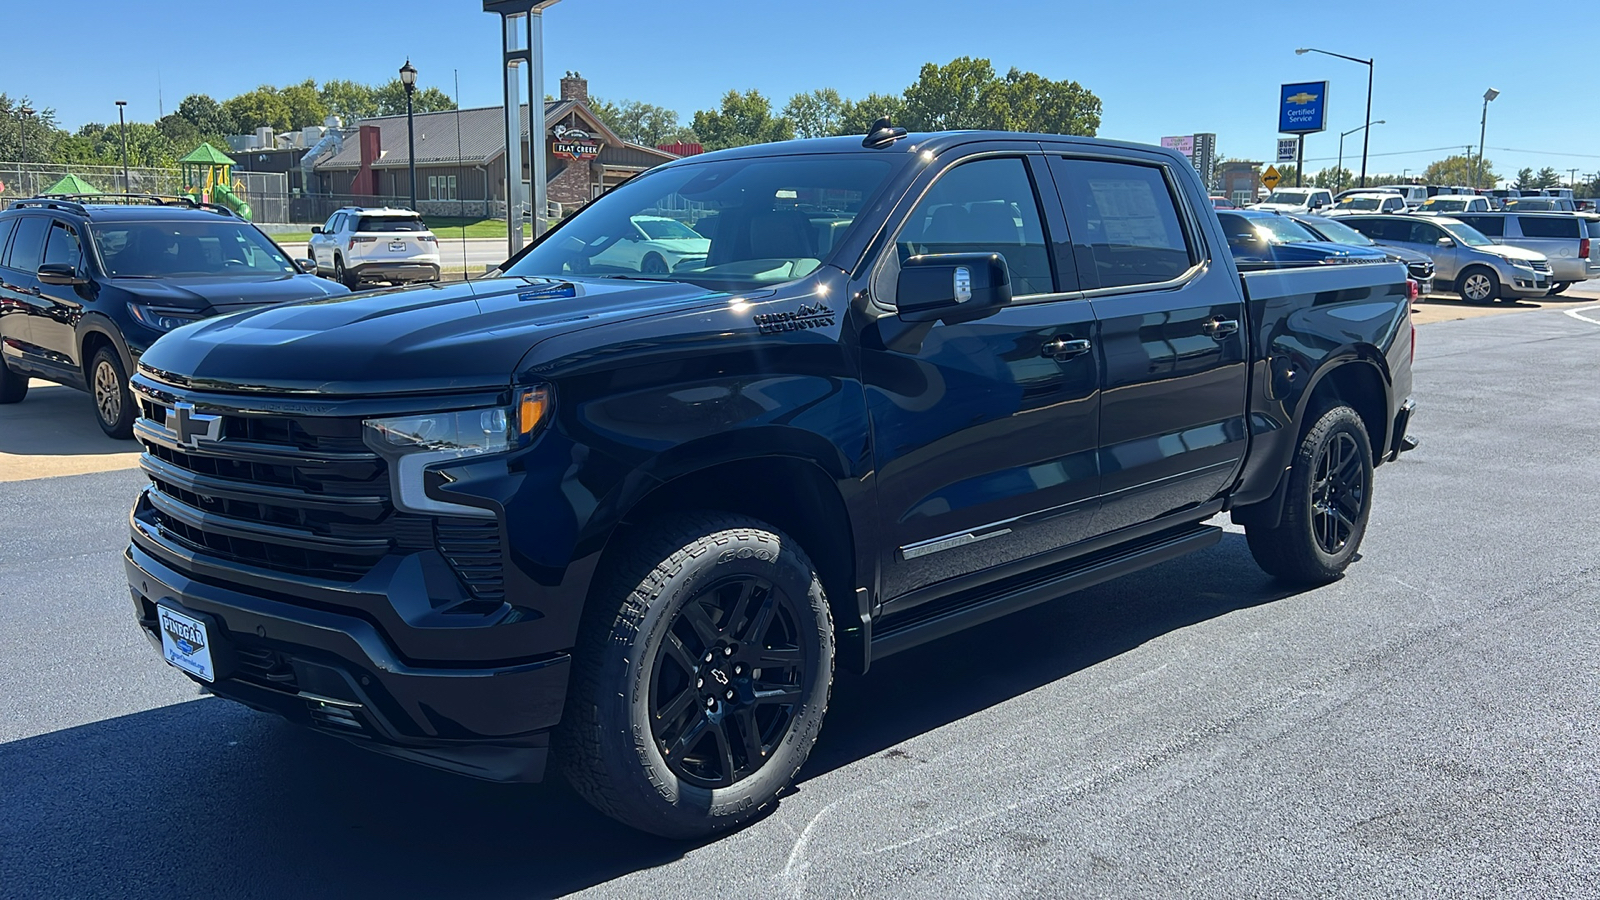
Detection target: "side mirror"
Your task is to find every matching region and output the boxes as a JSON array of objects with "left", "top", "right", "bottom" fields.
[
  {"left": 294, "top": 258, "right": 317, "bottom": 274},
  {"left": 897, "top": 253, "right": 1012, "bottom": 324},
  {"left": 310, "top": 226, "right": 324, "bottom": 235},
  {"left": 1436, "top": 237, "right": 1455, "bottom": 248},
  {"left": 37, "top": 263, "right": 87, "bottom": 286}
]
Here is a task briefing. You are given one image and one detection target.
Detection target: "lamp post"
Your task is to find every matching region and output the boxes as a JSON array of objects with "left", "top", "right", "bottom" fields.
[
  {"left": 115, "top": 100, "right": 130, "bottom": 194},
  {"left": 1336, "top": 120, "right": 1384, "bottom": 193},
  {"left": 1476, "top": 88, "right": 1499, "bottom": 190},
  {"left": 17, "top": 103, "right": 34, "bottom": 197},
  {"left": 400, "top": 59, "right": 418, "bottom": 211},
  {"left": 1296, "top": 47, "right": 1374, "bottom": 188}
]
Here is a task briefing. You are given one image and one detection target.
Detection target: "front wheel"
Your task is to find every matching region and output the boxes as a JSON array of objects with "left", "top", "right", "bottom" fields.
[
  {"left": 558, "top": 512, "right": 834, "bottom": 838},
  {"left": 1547, "top": 282, "right": 1570, "bottom": 296},
  {"left": 1245, "top": 405, "right": 1374, "bottom": 585},
  {"left": 641, "top": 253, "right": 670, "bottom": 275},
  {"left": 90, "top": 346, "right": 135, "bottom": 439},
  {"left": 1457, "top": 267, "right": 1499, "bottom": 304}
]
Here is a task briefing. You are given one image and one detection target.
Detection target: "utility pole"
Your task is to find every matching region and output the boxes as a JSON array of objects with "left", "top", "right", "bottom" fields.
[{"left": 115, "top": 101, "right": 130, "bottom": 194}]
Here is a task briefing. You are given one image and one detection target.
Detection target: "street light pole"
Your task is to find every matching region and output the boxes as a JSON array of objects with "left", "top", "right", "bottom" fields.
[
  {"left": 115, "top": 100, "right": 130, "bottom": 194},
  {"left": 17, "top": 103, "right": 34, "bottom": 197},
  {"left": 1335, "top": 121, "right": 1383, "bottom": 194},
  {"left": 1296, "top": 47, "right": 1375, "bottom": 187},
  {"left": 1476, "top": 88, "right": 1499, "bottom": 190},
  {"left": 400, "top": 59, "right": 418, "bottom": 212}
]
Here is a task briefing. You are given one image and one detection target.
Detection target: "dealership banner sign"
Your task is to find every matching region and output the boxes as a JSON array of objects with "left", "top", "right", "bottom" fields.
[{"left": 1279, "top": 82, "right": 1328, "bottom": 135}]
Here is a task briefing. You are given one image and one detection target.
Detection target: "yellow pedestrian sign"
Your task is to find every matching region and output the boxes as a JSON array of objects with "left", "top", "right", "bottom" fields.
[{"left": 1262, "top": 166, "right": 1281, "bottom": 190}]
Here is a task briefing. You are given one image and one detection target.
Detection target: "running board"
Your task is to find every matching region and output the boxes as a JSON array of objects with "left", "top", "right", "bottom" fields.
[{"left": 870, "top": 523, "right": 1222, "bottom": 660}]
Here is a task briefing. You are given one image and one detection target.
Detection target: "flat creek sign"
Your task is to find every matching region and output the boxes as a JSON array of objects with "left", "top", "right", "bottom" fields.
[{"left": 551, "top": 125, "right": 603, "bottom": 161}]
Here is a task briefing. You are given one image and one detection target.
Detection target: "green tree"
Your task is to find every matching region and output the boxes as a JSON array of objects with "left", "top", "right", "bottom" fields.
[
  {"left": 279, "top": 79, "right": 328, "bottom": 130},
  {"left": 782, "top": 89, "right": 844, "bottom": 139},
  {"left": 223, "top": 86, "right": 294, "bottom": 133},
  {"left": 592, "top": 98, "right": 695, "bottom": 146},
  {"left": 989, "top": 68, "right": 1100, "bottom": 135},
  {"left": 902, "top": 57, "right": 1002, "bottom": 131},
  {"left": 836, "top": 92, "right": 908, "bottom": 136},
  {"left": 318, "top": 79, "right": 379, "bottom": 122},
  {"left": 1421, "top": 154, "right": 1496, "bottom": 188},
  {"left": 1311, "top": 167, "right": 1355, "bottom": 190},
  {"left": 0, "top": 94, "right": 60, "bottom": 163},
  {"left": 176, "top": 94, "right": 231, "bottom": 136},
  {"left": 691, "top": 90, "right": 793, "bottom": 151},
  {"left": 1533, "top": 166, "right": 1562, "bottom": 190},
  {"left": 372, "top": 79, "right": 455, "bottom": 117}
]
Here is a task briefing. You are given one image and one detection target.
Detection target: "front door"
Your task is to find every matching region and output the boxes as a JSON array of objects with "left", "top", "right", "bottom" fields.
[
  {"left": 863, "top": 153, "right": 1102, "bottom": 607},
  {"left": 33, "top": 218, "right": 90, "bottom": 375},
  {"left": 1044, "top": 153, "right": 1249, "bottom": 534}
]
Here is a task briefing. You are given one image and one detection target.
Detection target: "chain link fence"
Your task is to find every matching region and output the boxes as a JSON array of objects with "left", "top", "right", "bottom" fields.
[{"left": 0, "top": 161, "right": 290, "bottom": 223}]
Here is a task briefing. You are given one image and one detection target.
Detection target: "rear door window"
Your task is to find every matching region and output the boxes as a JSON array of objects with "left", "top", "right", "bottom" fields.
[
  {"left": 1516, "top": 216, "right": 1580, "bottom": 239},
  {"left": 1457, "top": 215, "right": 1504, "bottom": 236},
  {"left": 1049, "top": 157, "right": 1195, "bottom": 289},
  {"left": 3, "top": 216, "right": 50, "bottom": 272}
]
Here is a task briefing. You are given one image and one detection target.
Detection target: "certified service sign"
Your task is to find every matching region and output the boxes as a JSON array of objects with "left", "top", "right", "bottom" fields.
[{"left": 1279, "top": 81, "right": 1329, "bottom": 135}]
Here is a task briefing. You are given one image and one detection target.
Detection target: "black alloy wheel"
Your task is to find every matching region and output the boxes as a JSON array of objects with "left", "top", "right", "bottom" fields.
[
  {"left": 90, "top": 346, "right": 135, "bottom": 439},
  {"left": 649, "top": 573, "right": 807, "bottom": 789},
  {"left": 1310, "top": 430, "right": 1366, "bottom": 555}
]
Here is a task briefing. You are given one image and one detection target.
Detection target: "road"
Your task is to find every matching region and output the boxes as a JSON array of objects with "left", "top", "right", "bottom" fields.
[
  {"left": 3, "top": 300, "right": 1598, "bottom": 898},
  {"left": 277, "top": 237, "right": 513, "bottom": 275}
]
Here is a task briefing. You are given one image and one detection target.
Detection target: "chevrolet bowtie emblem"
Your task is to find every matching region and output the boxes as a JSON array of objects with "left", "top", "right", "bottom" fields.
[
  {"left": 169, "top": 402, "right": 223, "bottom": 448},
  {"left": 1286, "top": 92, "right": 1318, "bottom": 105}
]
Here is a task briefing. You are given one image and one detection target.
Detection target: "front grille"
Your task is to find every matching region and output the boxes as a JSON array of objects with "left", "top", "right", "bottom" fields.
[
  {"left": 1406, "top": 261, "right": 1434, "bottom": 280},
  {"left": 1530, "top": 260, "right": 1552, "bottom": 274},
  {"left": 133, "top": 388, "right": 504, "bottom": 601}
]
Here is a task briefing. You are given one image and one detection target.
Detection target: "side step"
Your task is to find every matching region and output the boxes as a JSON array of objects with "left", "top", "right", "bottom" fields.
[{"left": 871, "top": 523, "right": 1222, "bottom": 660}]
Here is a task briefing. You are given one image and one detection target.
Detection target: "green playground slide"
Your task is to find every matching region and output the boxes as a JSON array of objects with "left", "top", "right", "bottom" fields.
[{"left": 208, "top": 183, "right": 253, "bottom": 221}]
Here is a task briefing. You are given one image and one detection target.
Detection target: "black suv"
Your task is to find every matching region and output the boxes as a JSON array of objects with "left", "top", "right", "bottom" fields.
[{"left": 0, "top": 195, "right": 348, "bottom": 437}]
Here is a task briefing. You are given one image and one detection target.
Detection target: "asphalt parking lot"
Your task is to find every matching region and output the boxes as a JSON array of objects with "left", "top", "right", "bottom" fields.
[{"left": 2, "top": 299, "right": 1598, "bottom": 898}]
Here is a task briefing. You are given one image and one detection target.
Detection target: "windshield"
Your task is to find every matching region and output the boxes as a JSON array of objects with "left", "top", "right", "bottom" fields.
[
  {"left": 1301, "top": 216, "right": 1376, "bottom": 246},
  {"left": 1248, "top": 215, "right": 1322, "bottom": 244},
  {"left": 1438, "top": 222, "right": 1493, "bottom": 247},
  {"left": 634, "top": 216, "right": 704, "bottom": 240},
  {"left": 504, "top": 155, "right": 897, "bottom": 290},
  {"left": 90, "top": 220, "right": 297, "bottom": 277},
  {"left": 1335, "top": 197, "right": 1384, "bottom": 210},
  {"left": 357, "top": 215, "right": 428, "bottom": 232},
  {"left": 1264, "top": 190, "right": 1312, "bottom": 204}
]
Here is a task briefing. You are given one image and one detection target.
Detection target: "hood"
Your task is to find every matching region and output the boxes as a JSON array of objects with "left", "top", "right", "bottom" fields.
[
  {"left": 110, "top": 273, "right": 348, "bottom": 312},
  {"left": 1250, "top": 202, "right": 1311, "bottom": 212},
  {"left": 1481, "top": 244, "right": 1547, "bottom": 264},
  {"left": 137, "top": 276, "right": 733, "bottom": 396}
]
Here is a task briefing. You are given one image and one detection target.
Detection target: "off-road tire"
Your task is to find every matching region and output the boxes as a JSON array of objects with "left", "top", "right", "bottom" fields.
[
  {"left": 1246, "top": 404, "right": 1374, "bottom": 585},
  {"left": 557, "top": 512, "right": 834, "bottom": 838},
  {"left": 0, "top": 357, "right": 28, "bottom": 404},
  {"left": 89, "top": 346, "right": 135, "bottom": 439}
]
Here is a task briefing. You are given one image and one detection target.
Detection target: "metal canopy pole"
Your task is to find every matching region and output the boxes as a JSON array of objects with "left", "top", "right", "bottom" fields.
[{"left": 487, "top": 0, "right": 559, "bottom": 258}]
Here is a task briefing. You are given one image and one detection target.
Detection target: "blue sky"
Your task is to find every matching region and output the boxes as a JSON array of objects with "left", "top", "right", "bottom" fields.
[{"left": 5, "top": 0, "right": 1596, "bottom": 182}]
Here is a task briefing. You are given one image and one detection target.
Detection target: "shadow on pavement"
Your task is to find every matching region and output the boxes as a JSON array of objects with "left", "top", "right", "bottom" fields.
[
  {"left": 0, "top": 382, "right": 137, "bottom": 457},
  {"left": 0, "top": 533, "right": 1303, "bottom": 898}
]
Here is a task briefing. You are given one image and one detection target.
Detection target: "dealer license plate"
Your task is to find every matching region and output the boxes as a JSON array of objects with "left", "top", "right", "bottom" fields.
[
  {"left": 389, "top": 241, "right": 407, "bottom": 252},
  {"left": 158, "top": 605, "right": 215, "bottom": 682}
]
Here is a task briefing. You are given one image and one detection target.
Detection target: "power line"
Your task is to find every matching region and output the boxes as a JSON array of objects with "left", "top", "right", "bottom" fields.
[{"left": 1488, "top": 146, "right": 1600, "bottom": 161}]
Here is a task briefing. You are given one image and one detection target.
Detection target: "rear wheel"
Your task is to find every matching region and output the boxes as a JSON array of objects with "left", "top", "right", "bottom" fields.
[
  {"left": 558, "top": 512, "right": 834, "bottom": 838},
  {"left": 90, "top": 346, "right": 135, "bottom": 439},
  {"left": 1457, "top": 266, "right": 1499, "bottom": 303},
  {"left": 0, "top": 357, "right": 29, "bottom": 404},
  {"left": 334, "top": 255, "right": 358, "bottom": 289},
  {"left": 1548, "top": 282, "right": 1570, "bottom": 296},
  {"left": 1245, "top": 405, "right": 1374, "bottom": 585}
]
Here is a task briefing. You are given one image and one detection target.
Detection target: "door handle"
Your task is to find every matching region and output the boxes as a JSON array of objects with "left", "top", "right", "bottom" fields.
[
  {"left": 1202, "top": 317, "right": 1240, "bottom": 340},
  {"left": 1041, "top": 337, "right": 1092, "bottom": 360}
]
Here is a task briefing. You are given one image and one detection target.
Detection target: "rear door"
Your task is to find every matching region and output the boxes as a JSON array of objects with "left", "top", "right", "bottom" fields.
[
  {"left": 865, "top": 150, "right": 1102, "bottom": 605},
  {"left": 0, "top": 215, "right": 52, "bottom": 375},
  {"left": 1044, "top": 152, "right": 1249, "bottom": 534}
]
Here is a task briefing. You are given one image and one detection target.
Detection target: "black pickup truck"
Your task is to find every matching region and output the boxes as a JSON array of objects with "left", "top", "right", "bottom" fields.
[{"left": 124, "top": 123, "right": 1414, "bottom": 838}]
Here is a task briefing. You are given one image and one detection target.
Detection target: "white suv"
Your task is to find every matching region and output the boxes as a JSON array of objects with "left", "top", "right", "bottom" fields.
[{"left": 309, "top": 207, "right": 441, "bottom": 288}]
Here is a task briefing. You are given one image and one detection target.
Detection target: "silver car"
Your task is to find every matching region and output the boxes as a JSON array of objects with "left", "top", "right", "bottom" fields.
[
  {"left": 1341, "top": 214, "right": 1552, "bottom": 302},
  {"left": 1453, "top": 213, "right": 1593, "bottom": 292}
]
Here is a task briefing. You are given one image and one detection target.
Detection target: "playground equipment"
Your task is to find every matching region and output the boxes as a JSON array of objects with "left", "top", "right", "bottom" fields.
[
  {"left": 42, "top": 173, "right": 101, "bottom": 195},
  {"left": 179, "top": 143, "right": 253, "bottom": 220}
]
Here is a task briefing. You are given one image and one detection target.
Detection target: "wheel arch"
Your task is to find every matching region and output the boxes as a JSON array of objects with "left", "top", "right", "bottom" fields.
[
  {"left": 77, "top": 317, "right": 133, "bottom": 381},
  {"left": 592, "top": 452, "right": 868, "bottom": 674}
]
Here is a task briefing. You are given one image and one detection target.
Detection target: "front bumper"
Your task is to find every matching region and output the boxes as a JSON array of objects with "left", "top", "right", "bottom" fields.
[
  {"left": 126, "top": 539, "right": 570, "bottom": 783},
  {"left": 1504, "top": 271, "right": 1550, "bottom": 297},
  {"left": 350, "top": 261, "right": 441, "bottom": 283}
]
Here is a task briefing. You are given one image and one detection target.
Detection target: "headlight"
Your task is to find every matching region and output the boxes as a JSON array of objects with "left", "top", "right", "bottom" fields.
[
  {"left": 1508, "top": 259, "right": 1535, "bottom": 270},
  {"left": 129, "top": 304, "right": 207, "bottom": 332},
  {"left": 363, "top": 385, "right": 551, "bottom": 516}
]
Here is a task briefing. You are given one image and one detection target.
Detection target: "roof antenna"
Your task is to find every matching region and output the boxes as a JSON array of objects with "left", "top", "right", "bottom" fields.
[{"left": 862, "top": 115, "right": 908, "bottom": 149}]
